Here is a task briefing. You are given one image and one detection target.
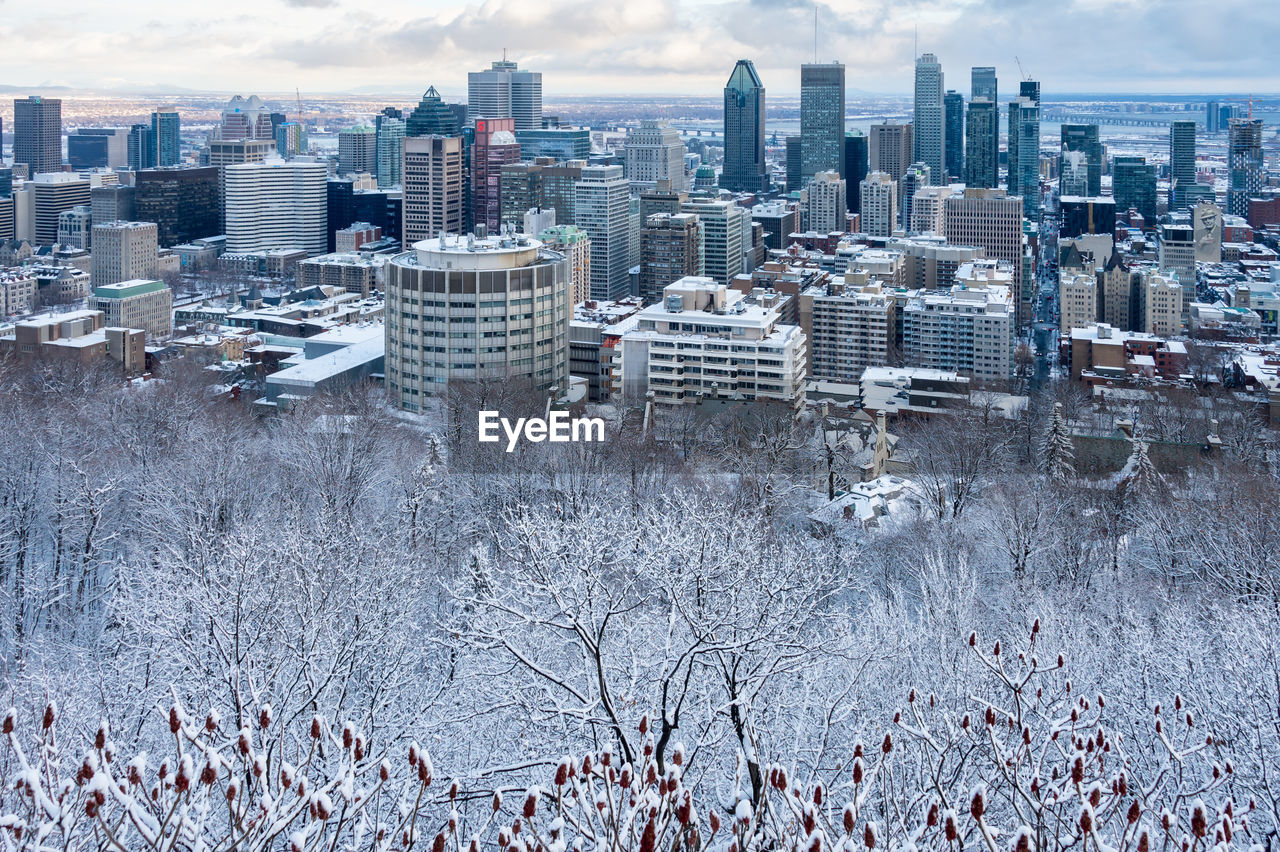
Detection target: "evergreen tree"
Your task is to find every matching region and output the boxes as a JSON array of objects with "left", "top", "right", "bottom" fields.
[{"left": 1040, "top": 402, "right": 1075, "bottom": 482}]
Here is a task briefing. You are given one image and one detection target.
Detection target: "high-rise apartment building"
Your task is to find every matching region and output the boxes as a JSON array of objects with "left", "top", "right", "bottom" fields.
[
  {"left": 624, "top": 121, "right": 688, "bottom": 192},
  {"left": 806, "top": 171, "right": 847, "bottom": 234},
  {"left": 1158, "top": 223, "right": 1196, "bottom": 316},
  {"left": 1169, "top": 120, "right": 1197, "bottom": 211},
  {"left": 1060, "top": 124, "right": 1102, "bottom": 198},
  {"left": 943, "top": 188, "right": 1026, "bottom": 324},
  {"left": 224, "top": 160, "right": 327, "bottom": 255},
  {"left": 385, "top": 233, "right": 570, "bottom": 409},
  {"left": 944, "top": 91, "right": 964, "bottom": 182},
  {"left": 910, "top": 186, "right": 950, "bottom": 235},
  {"left": 1227, "top": 118, "right": 1264, "bottom": 218},
  {"left": 679, "top": 198, "right": 745, "bottom": 287},
  {"left": 843, "top": 132, "right": 869, "bottom": 213},
  {"left": 616, "top": 277, "right": 808, "bottom": 407},
  {"left": 128, "top": 124, "right": 156, "bottom": 171},
  {"left": 402, "top": 135, "right": 465, "bottom": 243},
  {"left": 152, "top": 107, "right": 181, "bottom": 167},
  {"left": 721, "top": 59, "right": 769, "bottom": 193},
  {"left": 900, "top": 163, "right": 931, "bottom": 232},
  {"left": 468, "top": 59, "right": 542, "bottom": 130},
  {"left": 860, "top": 172, "right": 898, "bottom": 238},
  {"left": 1007, "top": 81, "right": 1041, "bottom": 218},
  {"left": 500, "top": 162, "right": 544, "bottom": 229},
  {"left": 274, "top": 121, "right": 307, "bottom": 158},
  {"left": 751, "top": 201, "right": 802, "bottom": 251},
  {"left": 338, "top": 126, "right": 377, "bottom": 175},
  {"left": 91, "top": 221, "right": 159, "bottom": 286},
  {"left": 576, "top": 165, "right": 632, "bottom": 300},
  {"left": 639, "top": 212, "right": 704, "bottom": 303},
  {"left": 376, "top": 118, "right": 406, "bottom": 188},
  {"left": 1141, "top": 271, "right": 1183, "bottom": 336},
  {"left": 971, "top": 67, "right": 998, "bottom": 184},
  {"left": 1059, "top": 272, "right": 1098, "bottom": 333},
  {"left": 869, "top": 123, "right": 913, "bottom": 180},
  {"left": 965, "top": 98, "right": 997, "bottom": 188},
  {"left": 902, "top": 277, "right": 1013, "bottom": 382},
  {"left": 135, "top": 167, "right": 220, "bottom": 246},
  {"left": 913, "top": 54, "right": 945, "bottom": 183},
  {"left": 14, "top": 96, "right": 63, "bottom": 177},
  {"left": 31, "top": 173, "right": 90, "bottom": 245},
  {"left": 805, "top": 280, "right": 894, "bottom": 381},
  {"left": 471, "top": 118, "right": 521, "bottom": 234},
  {"left": 800, "top": 63, "right": 846, "bottom": 185}
]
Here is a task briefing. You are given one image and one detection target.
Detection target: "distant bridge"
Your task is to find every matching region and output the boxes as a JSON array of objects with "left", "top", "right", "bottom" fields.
[{"left": 1048, "top": 113, "right": 1196, "bottom": 128}]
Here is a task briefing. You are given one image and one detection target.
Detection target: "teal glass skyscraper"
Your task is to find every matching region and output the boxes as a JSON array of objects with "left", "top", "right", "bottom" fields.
[
  {"left": 152, "top": 107, "right": 180, "bottom": 167},
  {"left": 944, "top": 90, "right": 964, "bottom": 182},
  {"left": 1113, "top": 156, "right": 1156, "bottom": 224},
  {"left": 721, "top": 59, "right": 768, "bottom": 193},
  {"left": 964, "top": 98, "right": 997, "bottom": 188},
  {"left": 1007, "top": 80, "right": 1041, "bottom": 217},
  {"left": 406, "top": 86, "right": 460, "bottom": 137},
  {"left": 913, "top": 54, "right": 945, "bottom": 184}
]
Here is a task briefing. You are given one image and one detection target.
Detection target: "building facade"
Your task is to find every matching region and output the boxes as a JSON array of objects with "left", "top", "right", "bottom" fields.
[
  {"left": 639, "top": 212, "right": 703, "bottom": 304},
  {"left": 913, "top": 54, "right": 946, "bottom": 183},
  {"left": 800, "top": 63, "right": 846, "bottom": 186},
  {"left": 624, "top": 121, "right": 688, "bottom": 192},
  {"left": 402, "top": 135, "right": 465, "bottom": 244},
  {"left": 224, "top": 160, "right": 327, "bottom": 255},
  {"left": 721, "top": 59, "right": 769, "bottom": 193},
  {"left": 468, "top": 59, "right": 542, "bottom": 130},
  {"left": 385, "top": 233, "right": 570, "bottom": 409},
  {"left": 575, "top": 165, "right": 632, "bottom": 300},
  {"left": 14, "top": 96, "right": 62, "bottom": 176}
]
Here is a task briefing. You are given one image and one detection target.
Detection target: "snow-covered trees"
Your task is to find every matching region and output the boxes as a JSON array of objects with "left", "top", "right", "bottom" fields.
[
  {"left": 0, "top": 358, "right": 1279, "bottom": 851},
  {"left": 1, "top": 626, "right": 1254, "bottom": 852}
]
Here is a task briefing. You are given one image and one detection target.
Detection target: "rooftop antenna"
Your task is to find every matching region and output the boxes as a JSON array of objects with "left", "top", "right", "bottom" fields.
[
  {"left": 295, "top": 87, "right": 302, "bottom": 120},
  {"left": 914, "top": 22, "right": 917, "bottom": 62},
  {"left": 813, "top": 3, "right": 818, "bottom": 63}
]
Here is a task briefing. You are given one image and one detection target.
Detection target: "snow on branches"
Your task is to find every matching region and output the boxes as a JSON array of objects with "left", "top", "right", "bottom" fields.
[{"left": 0, "top": 624, "right": 1251, "bottom": 852}]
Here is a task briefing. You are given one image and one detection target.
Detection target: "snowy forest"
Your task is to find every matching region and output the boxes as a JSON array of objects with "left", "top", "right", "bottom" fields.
[{"left": 0, "top": 361, "right": 1277, "bottom": 852}]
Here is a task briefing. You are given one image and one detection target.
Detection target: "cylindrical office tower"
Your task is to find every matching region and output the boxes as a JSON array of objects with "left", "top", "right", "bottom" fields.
[{"left": 386, "top": 233, "right": 570, "bottom": 410}]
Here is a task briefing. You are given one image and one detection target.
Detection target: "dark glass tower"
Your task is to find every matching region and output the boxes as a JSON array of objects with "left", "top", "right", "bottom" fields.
[
  {"left": 127, "top": 124, "right": 156, "bottom": 171},
  {"left": 964, "top": 99, "right": 997, "bottom": 188},
  {"left": 785, "top": 136, "right": 803, "bottom": 192},
  {"left": 800, "top": 63, "right": 845, "bottom": 186},
  {"left": 13, "top": 96, "right": 62, "bottom": 176},
  {"left": 970, "top": 68, "right": 998, "bottom": 186},
  {"left": 842, "top": 132, "right": 869, "bottom": 213},
  {"left": 1113, "top": 156, "right": 1156, "bottom": 224},
  {"left": 406, "top": 86, "right": 460, "bottom": 137},
  {"left": 721, "top": 59, "right": 768, "bottom": 193},
  {"left": 944, "top": 90, "right": 964, "bottom": 182},
  {"left": 1060, "top": 124, "right": 1102, "bottom": 197},
  {"left": 1168, "top": 120, "right": 1196, "bottom": 211}
]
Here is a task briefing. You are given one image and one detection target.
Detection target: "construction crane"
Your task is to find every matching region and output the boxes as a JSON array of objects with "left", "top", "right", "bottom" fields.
[
  {"left": 1015, "top": 56, "right": 1030, "bottom": 81},
  {"left": 296, "top": 87, "right": 302, "bottom": 120}
]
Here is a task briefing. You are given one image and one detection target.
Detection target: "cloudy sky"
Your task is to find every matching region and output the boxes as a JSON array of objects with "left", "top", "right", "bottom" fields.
[{"left": 5, "top": 0, "right": 1277, "bottom": 97}]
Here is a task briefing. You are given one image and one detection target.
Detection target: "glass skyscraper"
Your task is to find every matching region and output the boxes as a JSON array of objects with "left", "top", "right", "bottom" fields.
[
  {"left": 1168, "top": 120, "right": 1196, "bottom": 211},
  {"left": 842, "top": 132, "right": 869, "bottom": 214},
  {"left": 152, "top": 107, "right": 181, "bottom": 167},
  {"left": 800, "top": 63, "right": 845, "bottom": 186},
  {"left": 944, "top": 90, "right": 964, "bottom": 182},
  {"left": 721, "top": 59, "right": 768, "bottom": 193},
  {"left": 1227, "top": 118, "right": 1264, "bottom": 217},
  {"left": 913, "top": 54, "right": 945, "bottom": 184},
  {"left": 1007, "top": 80, "right": 1041, "bottom": 217},
  {"left": 965, "top": 98, "right": 997, "bottom": 188},
  {"left": 1113, "top": 155, "right": 1156, "bottom": 224},
  {"left": 1060, "top": 124, "right": 1102, "bottom": 197}
]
